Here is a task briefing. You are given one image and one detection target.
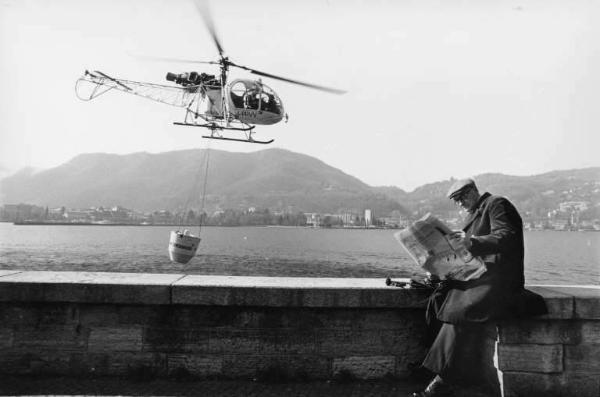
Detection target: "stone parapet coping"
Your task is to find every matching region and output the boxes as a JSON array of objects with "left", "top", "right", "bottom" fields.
[{"left": 0, "top": 270, "right": 598, "bottom": 318}]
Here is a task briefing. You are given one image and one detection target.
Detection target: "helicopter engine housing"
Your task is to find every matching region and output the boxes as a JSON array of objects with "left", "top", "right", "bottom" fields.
[{"left": 166, "top": 72, "right": 218, "bottom": 87}]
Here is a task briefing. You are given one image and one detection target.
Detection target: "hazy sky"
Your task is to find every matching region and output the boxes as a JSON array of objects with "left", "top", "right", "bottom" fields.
[{"left": 1, "top": 0, "right": 598, "bottom": 190}]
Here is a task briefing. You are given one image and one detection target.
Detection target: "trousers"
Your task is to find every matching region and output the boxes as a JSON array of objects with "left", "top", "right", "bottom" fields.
[{"left": 422, "top": 322, "right": 500, "bottom": 394}]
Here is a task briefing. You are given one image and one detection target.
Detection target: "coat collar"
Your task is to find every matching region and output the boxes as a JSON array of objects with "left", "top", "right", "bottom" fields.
[{"left": 462, "top": 192, "right": 491, "bottom": 231}]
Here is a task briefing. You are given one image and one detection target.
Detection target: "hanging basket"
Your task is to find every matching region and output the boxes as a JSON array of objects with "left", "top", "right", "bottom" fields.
[{"left": 168, "top": 230, "right": 201, "bottom": 264}]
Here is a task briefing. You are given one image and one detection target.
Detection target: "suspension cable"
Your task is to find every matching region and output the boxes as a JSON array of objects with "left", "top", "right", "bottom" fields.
[
  {"left": 178, "top": 139, "right": 211, "bottom": 232},
  {"left": 198, "top": 140, "right": 212, "bottom": 236}
]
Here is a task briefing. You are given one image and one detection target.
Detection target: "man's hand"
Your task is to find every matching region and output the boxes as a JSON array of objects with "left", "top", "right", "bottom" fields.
[{"left": 447, "top": 231, "right": 472, "bottom": 250}]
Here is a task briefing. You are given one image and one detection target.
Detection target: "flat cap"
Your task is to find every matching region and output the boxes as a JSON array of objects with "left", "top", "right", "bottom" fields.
[{"left": 447, "top": 178, "right": 476, "bottom": 199}]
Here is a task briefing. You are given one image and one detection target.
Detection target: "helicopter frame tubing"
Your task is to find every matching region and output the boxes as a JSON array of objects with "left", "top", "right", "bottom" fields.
[
  {"left": 76, "top": 70, "right": 200, "bottom": 109},
  {"left": 173, "top": 119, "right": 274, "bottom": 145},
  {"left": 173, "top": 86, "right": 274, "bottom": 144}
]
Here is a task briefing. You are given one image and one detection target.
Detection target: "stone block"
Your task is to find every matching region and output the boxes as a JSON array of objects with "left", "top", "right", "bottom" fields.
[
  {"left": 502, "top": 371, "right": 600, "bottom": 397},
  {"left": 0, "top": 304, "right": 28, "bottom": 326},
  {"left": 0, "top": 303, "right": 79, "bottom": 327},
  {"left": 78, "top": 305, "right": 119, "bottom": 326},
  {"left": 548, "top": 286, "right": 600, "bottom": 319},
  {"left": 527, "top": 286, "right": 574, "bottom": 319},
  {"left": 242, "top": 308, "right": 323, "bottom": 329},
  {"left": 536, "top": 286, "right": 600, "bottom": 319},
  {"left": 332, "top": 355, "right": 395, "bottom": 379},
  {"left": 88, "top": 326, "right": 143, "bottom": 352},
  {"left": 220, "top": 354, "right": 331, "bottom": 379},
  {"left": 209, "top": 329, "right": 263, "bottom": 353},
  {"left": 84, "top": 351, "right": 167, "bottom": 377},
  {"left": 143, "top": 327, "right": 210, "bottom": 353},
  {"left": 167, "top": 354, "right": 222, "bottom": 377},
  {"left": 208, "top": 328, "right": 318, "bottom": 355},
  {"left": 497, "top": 344, "right": 563, "bottom": 373},
  {"left": 576, "top": 295, "right": 600, "bottom": 319},
  {"left": 0, "top": 351, "right": 32, "bottom": 374},
  {"left": 0, "top": 270, "right": 22, "bottom": 278},
  {"left": 0, "top": 350, "right": 89, "bottom": 376},
  {"left": 498, "top": 320, "right": 582, "bottom": 345},
  {"left": 0, "top": 328, "right": 13, "bottom": 349},
  {"left": 185, "top": 306, "right": 420, "bottom": 334},
  {"left": 0, "top": 271, "right": 181, "bottom": 304},
  {"left": 172, "top": 275, "right": 428, "bottom": 308},
  {"left": 564, "top": 344, "right": 600, "bottom": 372},
  {"left": 168, "top": 306, "right": 295, "bottom": 329},
  {"left": 27, "top": 351, "right": 85, "bottom": 376},
  {"left": 313, "top": 308, "right": 425, "bottom": 330},
  {"left": 12, "top": 325, "right": 88, "bottom": 351},
  {"left": 318, "top": 328, "right": 414, "bottom": 356},
  {"left": 80, "top": 304, "right": 168, "bottom": 327},
  {"left": 118, "top": 305, "right": 171, "bottom": 326},
  {"left": 580, "top": 321, "right": 600, "bottom": 343},
  {"left": 189, "top": 306, "right": 422, "bottom": 330}
]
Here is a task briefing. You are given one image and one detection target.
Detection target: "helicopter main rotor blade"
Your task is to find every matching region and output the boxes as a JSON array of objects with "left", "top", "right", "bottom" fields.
[
  {"left": 230, "top": 63, "right": 346, "bottom": 95},
  {"left": 132, "top": 54, "right": 218, "bottom": 65},
  {"left": 191, "top": 0, "right": 344, "bottom": 94},
  {"left": 194, "top": 0, "right": 225, "bottom": 58},
  {"left": 252, "top": 70, "right": 347, "bottom": 94}
]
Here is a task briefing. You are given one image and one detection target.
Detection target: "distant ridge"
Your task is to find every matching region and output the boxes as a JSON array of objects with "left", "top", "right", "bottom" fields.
[
  {"left": 0, "top": 148, "right": 597, "bottom": 216},
  {"left": 372, "top": 167, "right": 600, "bottom": 217},
  {"left": 0, "top": 148, "right": 407, "bottom": 214}
]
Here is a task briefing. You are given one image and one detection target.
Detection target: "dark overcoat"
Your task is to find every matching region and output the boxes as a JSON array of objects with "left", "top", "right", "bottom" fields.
[{"left": 436, "top": 192, "right": 547, "bottom": 324}]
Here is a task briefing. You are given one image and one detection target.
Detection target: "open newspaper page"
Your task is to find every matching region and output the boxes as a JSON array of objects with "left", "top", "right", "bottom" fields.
[{"left": 394, "top": 213, "right": 486, "bottom": 281}]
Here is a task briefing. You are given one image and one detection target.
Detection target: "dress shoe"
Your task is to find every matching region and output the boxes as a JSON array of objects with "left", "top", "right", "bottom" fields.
[
  {"left": 410, "top": 375, "right": 455, "bottom": 397},
  {"left": 407, "top": 362, "right": 435, "bottom": 382}
]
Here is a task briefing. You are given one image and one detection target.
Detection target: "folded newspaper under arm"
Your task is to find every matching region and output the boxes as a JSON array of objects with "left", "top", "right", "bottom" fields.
[{"left": 394, "top": 213, "right": 487, "bottom": 281}]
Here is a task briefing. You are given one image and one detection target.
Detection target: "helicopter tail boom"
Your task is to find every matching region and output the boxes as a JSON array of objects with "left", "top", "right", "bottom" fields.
[{"left": 75, "top": 70, "right": 199, "bottom": 108}]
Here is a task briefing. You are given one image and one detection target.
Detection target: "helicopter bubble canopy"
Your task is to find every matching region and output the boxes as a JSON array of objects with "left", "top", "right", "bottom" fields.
[{"left": 227, "top": 79, "right": 285, "bottom": 125}]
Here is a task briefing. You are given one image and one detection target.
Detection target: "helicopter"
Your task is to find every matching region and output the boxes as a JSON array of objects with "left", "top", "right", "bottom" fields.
[{"left": 75, "top": 3, "right": 345, "bottom": 145}]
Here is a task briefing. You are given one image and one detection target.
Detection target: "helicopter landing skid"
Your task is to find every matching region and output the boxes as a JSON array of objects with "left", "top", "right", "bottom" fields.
[
  {"left": 173, "top": 122, "right": 274, "bottom": 144},
  {"left": 201, "top": 135, "right": 274, "bottom": 144},
  {"left": 173, "top": 121, "right": 255, "bottom": 132}
]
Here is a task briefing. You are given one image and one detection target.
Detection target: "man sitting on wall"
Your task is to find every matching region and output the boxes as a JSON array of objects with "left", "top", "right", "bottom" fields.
[{"left": 411, "top": 178, "right": 547, "bottom": 397}]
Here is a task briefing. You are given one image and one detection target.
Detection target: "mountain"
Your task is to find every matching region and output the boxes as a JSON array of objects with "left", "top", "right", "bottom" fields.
[
  {"left": 376, "top": 168, "right": 600, "bottom": 218},
  {"left": 1, "top": 148, "right": 598, "bottom": 218},
  {"left": 0, "top": 148, "right": 407, "bottom": 215}
]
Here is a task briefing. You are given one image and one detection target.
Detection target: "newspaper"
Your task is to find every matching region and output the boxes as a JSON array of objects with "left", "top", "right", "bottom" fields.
[{"left": 394, "top": 213, "right": 486, "bottom": 281}]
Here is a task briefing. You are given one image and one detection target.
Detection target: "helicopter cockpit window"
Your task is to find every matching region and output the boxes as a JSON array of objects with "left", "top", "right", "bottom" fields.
[
  {"left": 259, "top": 86, "right": 281, "bottom": 114},
  {"left": 230, "top": 82, "right": 246, "bottom": 108},
  {"left": 243, "top": 85, "right": 261, "bottom": 110},
  {"left": 229, "top": 81, "right": 282, "bottom": 114}
]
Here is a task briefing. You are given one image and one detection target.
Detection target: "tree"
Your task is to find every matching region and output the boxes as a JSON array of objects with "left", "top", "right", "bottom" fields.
[{"left": 186, "top": 209, "right": 197, "bottom": 225}]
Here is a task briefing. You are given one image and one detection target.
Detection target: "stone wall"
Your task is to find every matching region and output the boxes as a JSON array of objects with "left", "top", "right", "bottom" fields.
[
  {"left": 0, "top": 270, "right": 598, "bottom": 396},
  {"left": 497, "top": 285, "right": 600, "bottom": 397},
  {"left": 0, "top": 271, "right": 431, "bottom": 381}
]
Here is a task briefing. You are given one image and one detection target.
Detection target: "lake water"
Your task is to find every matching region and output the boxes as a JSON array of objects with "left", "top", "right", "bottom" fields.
[{"left": 0, "top": 223, "right": 598, "bottom": 285}]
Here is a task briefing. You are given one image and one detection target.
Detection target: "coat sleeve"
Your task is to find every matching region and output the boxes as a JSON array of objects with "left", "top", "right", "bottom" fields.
[{"left": 469, "top": 197, "right": 522, "bottom": 256}]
